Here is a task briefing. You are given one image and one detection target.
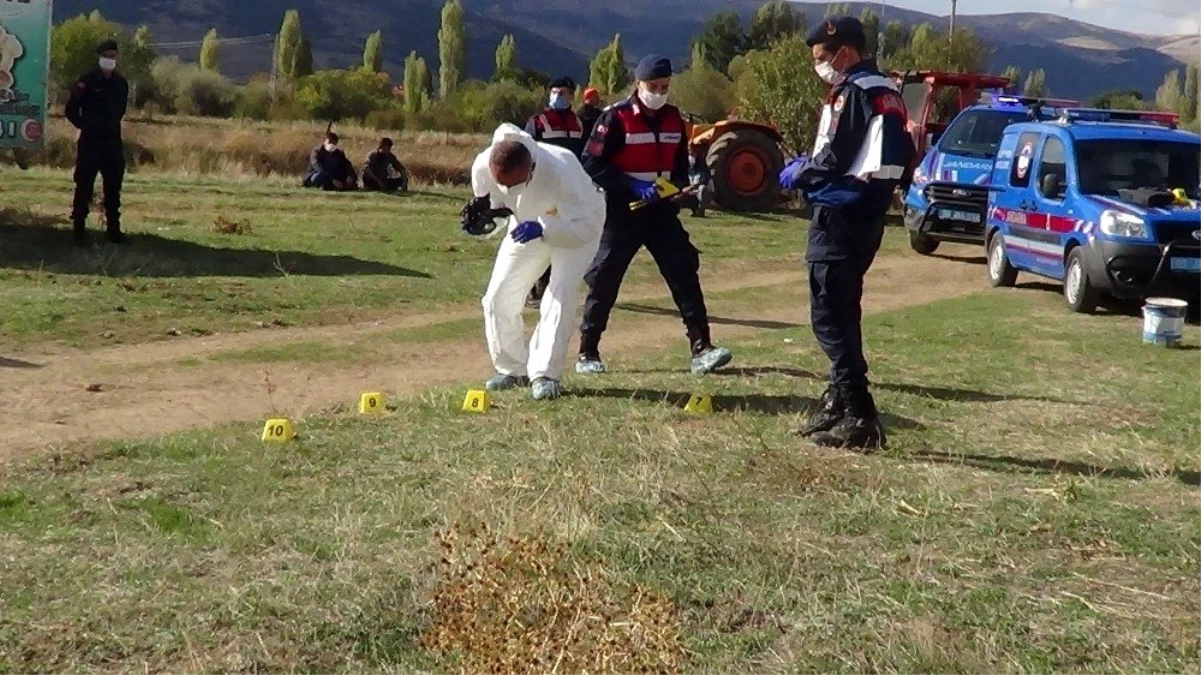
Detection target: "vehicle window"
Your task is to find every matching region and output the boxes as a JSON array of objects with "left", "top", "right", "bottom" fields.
[
  {"left": 1009, "top": 132, "right": 1041, "bottom": 188},
  {"left": 938, "top": 110, "right": 1032, "bottom": 159},
  {"left": 1037, "top": 137, "right": 1067, "bottom": 200},
  {"left": 1075, "top": 140, "right": 1201, "bottom": 198}
]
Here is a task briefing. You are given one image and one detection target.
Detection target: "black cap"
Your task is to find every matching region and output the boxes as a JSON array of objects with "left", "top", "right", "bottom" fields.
[
  {"left": 380, "top": 137, "right": 393, "bottom": 146},
  {"left": 96, "top": 39, "right": 119, "bottom": 55},
  {"left": 805, "top": 17, "right": 867, "bottom": 52},
  {"left": 548, "top": 76, "right": 576, "bottom": 90},
  {"left": 635, "top": 54, "right": 673, "bottom": 81}
]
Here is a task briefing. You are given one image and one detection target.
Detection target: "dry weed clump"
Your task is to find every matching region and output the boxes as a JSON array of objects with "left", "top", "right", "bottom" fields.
[
  {"left": 420, "top": 523, "right": 687, "bottom": 674},
  {"left": 212, "top": 215, "right": 252, "bottom": 235}
]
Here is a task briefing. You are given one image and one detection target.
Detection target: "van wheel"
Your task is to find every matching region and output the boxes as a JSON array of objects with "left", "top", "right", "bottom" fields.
[
  {"left": 1064, "top": 248, "right": 1100, "bottom": 314},
  {"left": 909, "top": 231, "right": 939, "bottom": 255},
  {"left": 987, "top": 232, "right": 1018, "bottom": 288}
]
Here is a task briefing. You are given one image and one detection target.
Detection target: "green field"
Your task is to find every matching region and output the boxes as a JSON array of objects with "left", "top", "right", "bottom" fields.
[
  {"left": 1, "top": 169, "right": 1198, "bottom": 673},
  {"left": 0, "top": 168, "right": 804, "bottom": 348}
]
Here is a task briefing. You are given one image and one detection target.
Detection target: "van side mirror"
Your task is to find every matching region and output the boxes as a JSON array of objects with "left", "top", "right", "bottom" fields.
[{"left": 1041, "top": 173, "right": 1063, "bottom": 199}]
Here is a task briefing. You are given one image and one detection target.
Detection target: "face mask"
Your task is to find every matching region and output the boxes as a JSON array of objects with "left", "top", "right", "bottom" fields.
[
  {"left": 814, "top": 61, "right": 839, "bottom": 84},
  {"left": 99, "top": 57, "right": 117, "bottom": 72},
  {"left": 324, "top": 142, "right": 338, "bottom": 152},
  {"left": 549, "top": 94, "right": 570, "bottom": 110},
  {"left": 640, "top": 86, "right": 668, "bottom": 110}
]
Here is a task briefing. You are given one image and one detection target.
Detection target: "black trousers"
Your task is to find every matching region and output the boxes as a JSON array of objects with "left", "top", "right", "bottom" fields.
[
  {"left": 580, "top": 205, "right": 708, "bottom": 347},
  {"left": 529, "top": 267, "right": 551, "bottom": 300},
  {"left": 363, "top": 175, "right": 407, "bottom": 192},
  {"left": 71, "top": 138, "right": 125, "bottom": 232},
  {"left": 807, "top": 205, "right": 885, "bottom": 391}
]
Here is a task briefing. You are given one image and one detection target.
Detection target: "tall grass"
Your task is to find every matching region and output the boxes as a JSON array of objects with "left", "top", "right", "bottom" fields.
[{"left": 36, "top": 114, "right": 488, "bottom": 184}]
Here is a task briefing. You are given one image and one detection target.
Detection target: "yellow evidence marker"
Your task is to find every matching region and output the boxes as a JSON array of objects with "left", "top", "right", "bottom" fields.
[
  {"left": 684, "top": 393, "right": 714, "bottom": 414},
  {"left": 359, "top": 392, "right": 385, "bottom": 415},
  {"left": 630, "top": 176, "right": 681, "bottom": 210},
  {"left": 262, "top": 418, "right": 296, "bottom": 442},
  {"left": 462, "top": 389, "right": 491, "bottom": 413}
]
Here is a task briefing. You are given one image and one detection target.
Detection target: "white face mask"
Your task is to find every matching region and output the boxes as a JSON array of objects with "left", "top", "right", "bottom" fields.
[
  {"left": 99, "top": 57, "right": 117, "bottom": 72},
  {"left": 815, "top": 61, "right": 839, "bottom": 84},
  {"left": 324, "top": 142, "right": 338, "bottom": 152},
  {"left": 639, "top": 86, "right": 669, "bottom": 110}
]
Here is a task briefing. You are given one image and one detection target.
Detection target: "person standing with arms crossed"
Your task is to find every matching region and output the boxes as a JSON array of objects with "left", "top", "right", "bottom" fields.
[
  {"left": 779, "top": 17, "right": 914, "bottom": 450},
  {"left": 66, "top": 40, "right": 129, "bottom": 246},
  {"left": 575, "top": 54, "right": 732, "bottom": 376}
]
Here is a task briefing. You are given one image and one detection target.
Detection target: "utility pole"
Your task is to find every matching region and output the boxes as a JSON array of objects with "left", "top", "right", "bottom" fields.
[
  {"left": 877, "top": 0, "right": 886, "bottom": 63},
  {"left": 949, "top": 0, "right": 958, "bottom": 42}
]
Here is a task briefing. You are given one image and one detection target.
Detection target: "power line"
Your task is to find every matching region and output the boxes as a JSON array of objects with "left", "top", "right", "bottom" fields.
[{"left": 149, "top": 33, "right": 276, "bottom": 49}]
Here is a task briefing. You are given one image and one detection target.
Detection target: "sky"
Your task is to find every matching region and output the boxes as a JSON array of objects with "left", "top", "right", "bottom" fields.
[{"left": 880, "top": 0, "right": 1201, "bottom": 36}]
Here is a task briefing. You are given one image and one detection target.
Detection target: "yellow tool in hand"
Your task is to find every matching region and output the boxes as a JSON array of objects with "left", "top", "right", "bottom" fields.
[{"left": 630, "top": 176, "right": 686, "bottom": 210}]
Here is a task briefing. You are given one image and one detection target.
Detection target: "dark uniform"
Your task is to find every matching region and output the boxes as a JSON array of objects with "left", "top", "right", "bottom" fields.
[
  {"left": 523, "top": 76, "right": 586, "bottom": 305},
  {"left": 577, "top": 101, "right": 603, "bottom": 146},
  {"left": 362, "top": 147, "right": 408, "bottom": 192},
  {"left": 66, "top": 41, "right": 129, "bottom": 245},
  {"left": 576, "top": 55, "right": 731, "bottom": 374},
  {"left": 785, "top": 17, "right": 914, "bottom": 449}
]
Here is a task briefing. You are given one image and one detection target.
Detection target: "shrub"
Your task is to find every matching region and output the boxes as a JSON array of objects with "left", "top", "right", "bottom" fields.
[
  {"left": 364, "top": 107, "right": 407, "bottom": 132},
  {"left": 671, "top": 62, "right": 736, "bottom": 122},
  {"left": 295, "top": 69, "right": 394, "bottom": 123},
  {"left": 736, "top": 35, "right": 826, "bottom": 154},
  {"left": 175, "top": 70, "right": 238, "bottom": 118}
]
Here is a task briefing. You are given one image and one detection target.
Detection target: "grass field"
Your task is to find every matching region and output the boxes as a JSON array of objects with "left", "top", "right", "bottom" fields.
[
  {"left": 1, "top": 290, "right": 1197, "bottom": 673},
  {"left": 1, "top": 163, "right": 1199, "bottom": 673},
  {"left": 0, "top": 168, "right": 803, "bottom": 348}
]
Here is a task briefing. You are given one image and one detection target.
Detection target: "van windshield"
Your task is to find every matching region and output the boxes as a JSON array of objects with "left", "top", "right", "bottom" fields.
[
  {"left": 937, "top": 110, "right": 1032, "bottom": 159},
  {"left": 1075, "top": 140, "right": 1201, "bottom": 199}
]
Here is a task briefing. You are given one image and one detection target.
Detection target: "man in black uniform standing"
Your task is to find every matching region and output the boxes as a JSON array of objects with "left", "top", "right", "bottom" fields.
[
  {"left": 779, "top": 17, "right": 913, "bottom": 450},
  {"left": 67, "top": 40, "right": 129, "bottom": 246},
  {"left": 576, "top": 54, "right": 732, "bottom": 376},
  {"left": 523, "top": 76, "right": 587, "bottom": 307}
]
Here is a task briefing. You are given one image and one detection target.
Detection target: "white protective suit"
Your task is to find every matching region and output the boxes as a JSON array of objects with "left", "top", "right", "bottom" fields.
[{"left": 472, "top": 123, "right": 605, "bottom": 382}]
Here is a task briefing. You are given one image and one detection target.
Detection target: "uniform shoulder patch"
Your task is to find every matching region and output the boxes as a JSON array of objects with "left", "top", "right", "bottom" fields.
[{"left": 833, "top": 93, "right": 846, "bottom": 113}]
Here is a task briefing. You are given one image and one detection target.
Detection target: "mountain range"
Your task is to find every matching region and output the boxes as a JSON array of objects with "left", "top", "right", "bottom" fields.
[{"left": 54, "top": 0, "right": 1197, "bottom": 101}]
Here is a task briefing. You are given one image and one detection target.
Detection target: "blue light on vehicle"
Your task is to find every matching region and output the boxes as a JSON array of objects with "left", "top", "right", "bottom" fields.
[{"left": 1057, "top": 108, "right": 1180, "bottom": 128}]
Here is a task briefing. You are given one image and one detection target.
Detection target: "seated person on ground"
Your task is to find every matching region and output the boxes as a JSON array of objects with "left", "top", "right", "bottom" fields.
[
  {"left": 362, "top": 137, "right": 409, "bottom": 192},
  {"left": 303, "top": 132, "right": 357, "bottom": 190}
]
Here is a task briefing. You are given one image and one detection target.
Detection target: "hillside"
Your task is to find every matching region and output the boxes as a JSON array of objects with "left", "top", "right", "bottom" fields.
[{"left": 53, "top": 0, "right": 1194, "bottom": 100}]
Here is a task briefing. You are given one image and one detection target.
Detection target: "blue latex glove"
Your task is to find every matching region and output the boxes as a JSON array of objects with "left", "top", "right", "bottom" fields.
[
  {"left": 779, "top": 155, "right": 810, "bottom": 189},
  {"left": 630, "top": 179, "right": 660, "bottom": 203},
  {"left": 511, "top": 220, "right": 543, "bottom": 244}
]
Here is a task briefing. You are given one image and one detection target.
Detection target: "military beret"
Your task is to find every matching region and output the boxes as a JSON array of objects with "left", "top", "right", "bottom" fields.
[
  {"left": 806, "top": 16, "right": 867, "bottom": 51},
  {"left": 96, "top": 39, "right": 119, "bottom": 54},
  {"left": 548, "top": 76, "right": 576, "bottom": 90},
  {"left": 635, "top": 54, "right": 673, "bottom": 81}
]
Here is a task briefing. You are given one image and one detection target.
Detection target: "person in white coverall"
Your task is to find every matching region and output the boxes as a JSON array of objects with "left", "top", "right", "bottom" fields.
[{"left": 471, "top": 123, "right": 605, "bottom": 400}]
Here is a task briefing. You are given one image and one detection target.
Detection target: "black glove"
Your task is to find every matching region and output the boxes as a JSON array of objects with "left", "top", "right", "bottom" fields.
[{"left": 459, "top": 196, "right": 513, "bottom": 236}]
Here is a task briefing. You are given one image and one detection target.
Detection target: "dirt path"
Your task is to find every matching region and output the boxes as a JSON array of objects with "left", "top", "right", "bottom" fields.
[{"left": 0, "top": 249, "right": 987, "bottom": 459}]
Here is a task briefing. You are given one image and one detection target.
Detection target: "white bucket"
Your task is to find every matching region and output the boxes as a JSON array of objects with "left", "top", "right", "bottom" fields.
[{"left": 1142, "top": 297, "right": 1189, "bottom": 346}]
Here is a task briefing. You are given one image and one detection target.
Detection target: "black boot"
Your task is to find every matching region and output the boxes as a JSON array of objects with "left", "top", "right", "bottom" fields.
[
  {"left": 106, "top": 223, "right": 129, "bottom": 245},
  {"left": 810, "top": 386, "right": 886, "bottom": 452},
  {"left": 73, "top": 220, "right": 90, "bottom": 248},
  {"left": 794, "top": 385, "right": 844, "bottom": 437}
]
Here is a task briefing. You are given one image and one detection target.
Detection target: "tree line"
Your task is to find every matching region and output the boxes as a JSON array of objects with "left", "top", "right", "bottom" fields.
[{"left": 49, "top": 2, "right": 1199, "bottom": 142}]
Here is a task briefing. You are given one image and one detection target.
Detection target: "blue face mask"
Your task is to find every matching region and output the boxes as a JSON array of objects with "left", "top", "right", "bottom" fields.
[{"left": 549, "top": 94, "right": 570, "bottom": 110}]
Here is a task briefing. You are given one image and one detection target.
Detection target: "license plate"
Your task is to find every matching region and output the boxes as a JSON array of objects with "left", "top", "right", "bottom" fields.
[
  {"left": 1170, "top": 257, "right": 1201, "bottom": 272},
  {"left": 938, "top": 209, "right": 981, "bottom": 224}
]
